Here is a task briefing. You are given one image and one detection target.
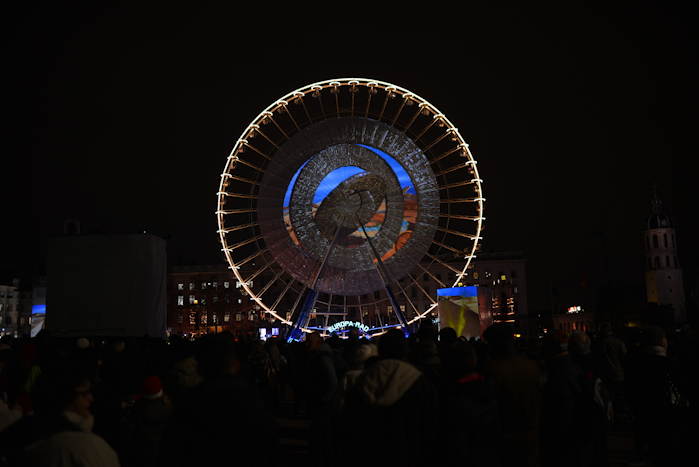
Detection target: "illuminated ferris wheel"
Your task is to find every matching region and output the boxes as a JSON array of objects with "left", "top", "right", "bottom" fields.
[{"left": 216, "top": 78, "right": 484, "bottom": 339}]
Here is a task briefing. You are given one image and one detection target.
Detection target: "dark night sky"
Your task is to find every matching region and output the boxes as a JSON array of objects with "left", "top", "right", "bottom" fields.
[{"left": 7, "top": 3, "right": 697, "bottom": 311}]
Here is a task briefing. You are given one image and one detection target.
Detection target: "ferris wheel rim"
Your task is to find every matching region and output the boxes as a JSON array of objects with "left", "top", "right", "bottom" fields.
[{"left": 217, "top": 78, "right": 485, "bottom": 336}]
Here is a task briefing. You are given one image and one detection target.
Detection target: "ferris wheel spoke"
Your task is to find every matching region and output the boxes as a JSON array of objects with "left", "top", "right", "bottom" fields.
[
  {"left": 439, "top": 213, "right": 485, "bottom": 221},
  {"left": 217, "top": 223, "right": 258, "bottom": 234},
  {"left": 437, "top": 226, "right": 482, "bottom": 241},
  {"left": 261, "top": 112, "right": 289, "bottom": 140},
  {"left": 243, "top": 261, "right": 272, "bottom": 285},
  {"left": 287, "top": 284, "right": 308, "bottom": 324},
  {"left": 390, "top": 95, "right": 409, "bottom": 126},
  {"left": 218, "top": 192, "right": 257, "bottom": 200},
  {"left": 251, "top": 126, "right": 280, "bottom": 149},
  {"left": 439, "top": 197, "right": 485, "bottom": 203},
  {"left": 294, "top": 94, "right": 313, "bottom": 126},
  {"left": 424, "top": 252, "right": 462, "bottom": 275},
  {"left": 423, "top": 131, "right": 452, "bottom": 152},
  {"left": 407, "top": 273, "right": 438, "bottom": 305},
  {"left": 377, "top": 88, "right": 393, "bottom": 121},
  {"left": 415, "top": 263, "right": 446, "bottom": 289},
  {"left": 430, "top": 146, "right": 463, "bottom": 165},
  {"left": 282, "top": 105, "right": 301, "bottom": 132},
  {"left": 413, "top": 117, "right": 438, "bottom": 141},
  {"left": 216, "top": 208, "right": 256, "bottom": 215},
  {"left": 242, "top": 142, "right": 272, "bottom": 161},
  {"left": 363, "top": 86, "right": 374, "bottom": 118},
  {"left": 269, "top": 277, "right": 297, "bottom": 315},
  {"left": 232, "top": 157, "right": 265, "bottom": 173},
  {"left": 438, "top": 179, "right": 482, "bottom": 190},
  {"left": 430, "top": 239, "right": 462, "bottom": 255},
  {"left": 257, "top": 268, "right": 285, "bottom": 298},
  {"left": 223, "top": 235, "right": 263, "bottom": 251},
  {"left": 221, "top": 173, "right": 259, "bottom": 186},
  {"left": 402, "top": 106, "right": 423, "bottom": 134},
  {"left": 235, "top": 248, "right": 269, "bottom": 268},
  {"left": 393, "top": 279, "right": 421, "bottom": 318}
]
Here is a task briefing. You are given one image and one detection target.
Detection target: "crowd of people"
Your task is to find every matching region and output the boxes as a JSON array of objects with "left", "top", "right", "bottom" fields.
[{"left": 0, "top": 321, "right": 696, "bottom": 467}]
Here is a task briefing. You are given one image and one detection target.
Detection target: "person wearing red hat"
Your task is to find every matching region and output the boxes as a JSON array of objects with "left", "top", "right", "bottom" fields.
[{"left": 122, "top": 375, "right": 171, "bottom": 467}]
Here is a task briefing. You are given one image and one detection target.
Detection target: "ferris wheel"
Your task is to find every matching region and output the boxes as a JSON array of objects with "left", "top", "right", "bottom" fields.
[{"left": 216, "top": 78, "right": 484, "bottom": 340}]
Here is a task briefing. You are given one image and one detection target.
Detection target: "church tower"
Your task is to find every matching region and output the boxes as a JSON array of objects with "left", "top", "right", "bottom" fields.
[{"left": 644, "top": 189, "right": 686, "bottom": 323}]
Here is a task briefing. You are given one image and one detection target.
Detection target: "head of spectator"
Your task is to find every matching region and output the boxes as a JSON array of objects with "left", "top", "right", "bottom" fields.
[
  {"left": 416, "top": 319, "right": 438, "bottom": 343},
  {"left": 541, "top": 329, "right": 569, "bottom": 360},
  {"left": 642, "top": 325, "right": 667, "bottom": 355},
  {"left": 439, "top": 326, "right": 458, "bottom": 346},
  {"left": 568, "top": 331, "right": 591, "bottom": 356},
  {"left": 378, "top": 328, "right": 408, "bottom": 360},
  {"left": 483, "top": 323, "right": 517, "bottom": 358},
  {"left": 196, "top": 334, "right": 240, "bottom": 380},
  {"left": 305, "top": 331, "right": 324, "bottom": 351},
  {"left": 142, "top": 375, "right": 164, "bottom": 400},
  {"left": 443, "top": 339, "right": 478, "bottom": 381},
  {"left": 351, "top": 343, "right": 378, "bottom": 369}
]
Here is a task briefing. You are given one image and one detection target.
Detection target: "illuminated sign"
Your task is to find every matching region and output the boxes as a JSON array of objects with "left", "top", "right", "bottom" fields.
[
  {"left": 327, "top": 320, "right": 369, "bottom": 334},
  {"left": 567, "top": 305, "right": 582, "bottom": 314}
]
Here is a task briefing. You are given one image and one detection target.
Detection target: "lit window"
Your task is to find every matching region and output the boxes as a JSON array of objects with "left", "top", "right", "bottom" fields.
[
  {"left": 400, "top": 305, "right": 406, "bottom": 312},
  {"left": 201, "top": 282, "right": 207, "bottom": 290},
  {"left": 177, "top": 296, "right": 184, "bottom": 306},
  {"left": 201, "top": 314, "right": 207, "bottom": 325},
  {"left": 387, "top": 306, "right": 392, "bottom": 313},
  {"left": 224, "top": 312, "right": 230, "bottom": 322},
  {"left": 234, "top": 312, "right": 241, "bottom": 321},
  {"left": 177, "top": 313, "right": 184, "bottom": 324},
  {"left": 237, "top": 298, "right": 242, "bottom": 304},
  {"left": 177, "top": 283, "right": 184, "bottom": 290},
  {"left": 249, "top": 312, "right": 255, "bottom": 321},
  {"left": 224, "top": 295, "right": 230, "bottom": 303},
  {"left": 189, "top": 283, "right": 195, "bottom": 290},
  {"left": 212, "top": 281, "right": 218, "bottom": 289},
  {"left": 213, "top": 295, "right": 219, "bottom": 303},
  {"left": 501, "top": 275, "right": 507, "bottom": 281},
  {"left": 473, "top": 272, "right": 479, "bottom": 279},
  {"left": 224, "top": 281, "right": 230, "bottom": 289},
  {"left": 213, "top": 314, "right": 218, "bottom": 324},
  {"left": 189, "top": 295, "right": 195, "bottom": 305},
  {"left": 189, "top": 313, "right": 196, "bottom": 325}
]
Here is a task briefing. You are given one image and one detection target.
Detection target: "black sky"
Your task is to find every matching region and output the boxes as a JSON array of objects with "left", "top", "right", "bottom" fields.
[{"left": 8, "top": 3, "right": 697, "bottom": 310}]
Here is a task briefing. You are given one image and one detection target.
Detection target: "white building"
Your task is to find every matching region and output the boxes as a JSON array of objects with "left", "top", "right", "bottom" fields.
[{"left": 644, "top": 192, "right": 686, "bottom": 324}]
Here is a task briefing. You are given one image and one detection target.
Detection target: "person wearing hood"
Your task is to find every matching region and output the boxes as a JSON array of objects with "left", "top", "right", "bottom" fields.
[
  {"left": 4, "top": 365, "right": 120, "bottom": 467},
  {"left": 302, "top": 332, "right": 338, "bottom": 467},
  {"left": 343, "top": 328, "right": 439, "bottom": 467}
]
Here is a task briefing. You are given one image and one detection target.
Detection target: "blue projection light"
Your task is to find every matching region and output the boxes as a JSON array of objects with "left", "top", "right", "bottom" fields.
[
  {"left": 283, "top": 144, "right": 416, "bottom": 209},
  {"left": 437, "top": 286, "right": 478, "bottom": 297}
]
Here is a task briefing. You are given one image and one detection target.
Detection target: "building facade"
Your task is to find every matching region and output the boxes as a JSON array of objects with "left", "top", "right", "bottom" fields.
[
  {"left": 167, "top": 264, "right": 271, "bottom": 338},
  {"left": 0, "top": 279, "right": 20, "bottom": 337}
]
